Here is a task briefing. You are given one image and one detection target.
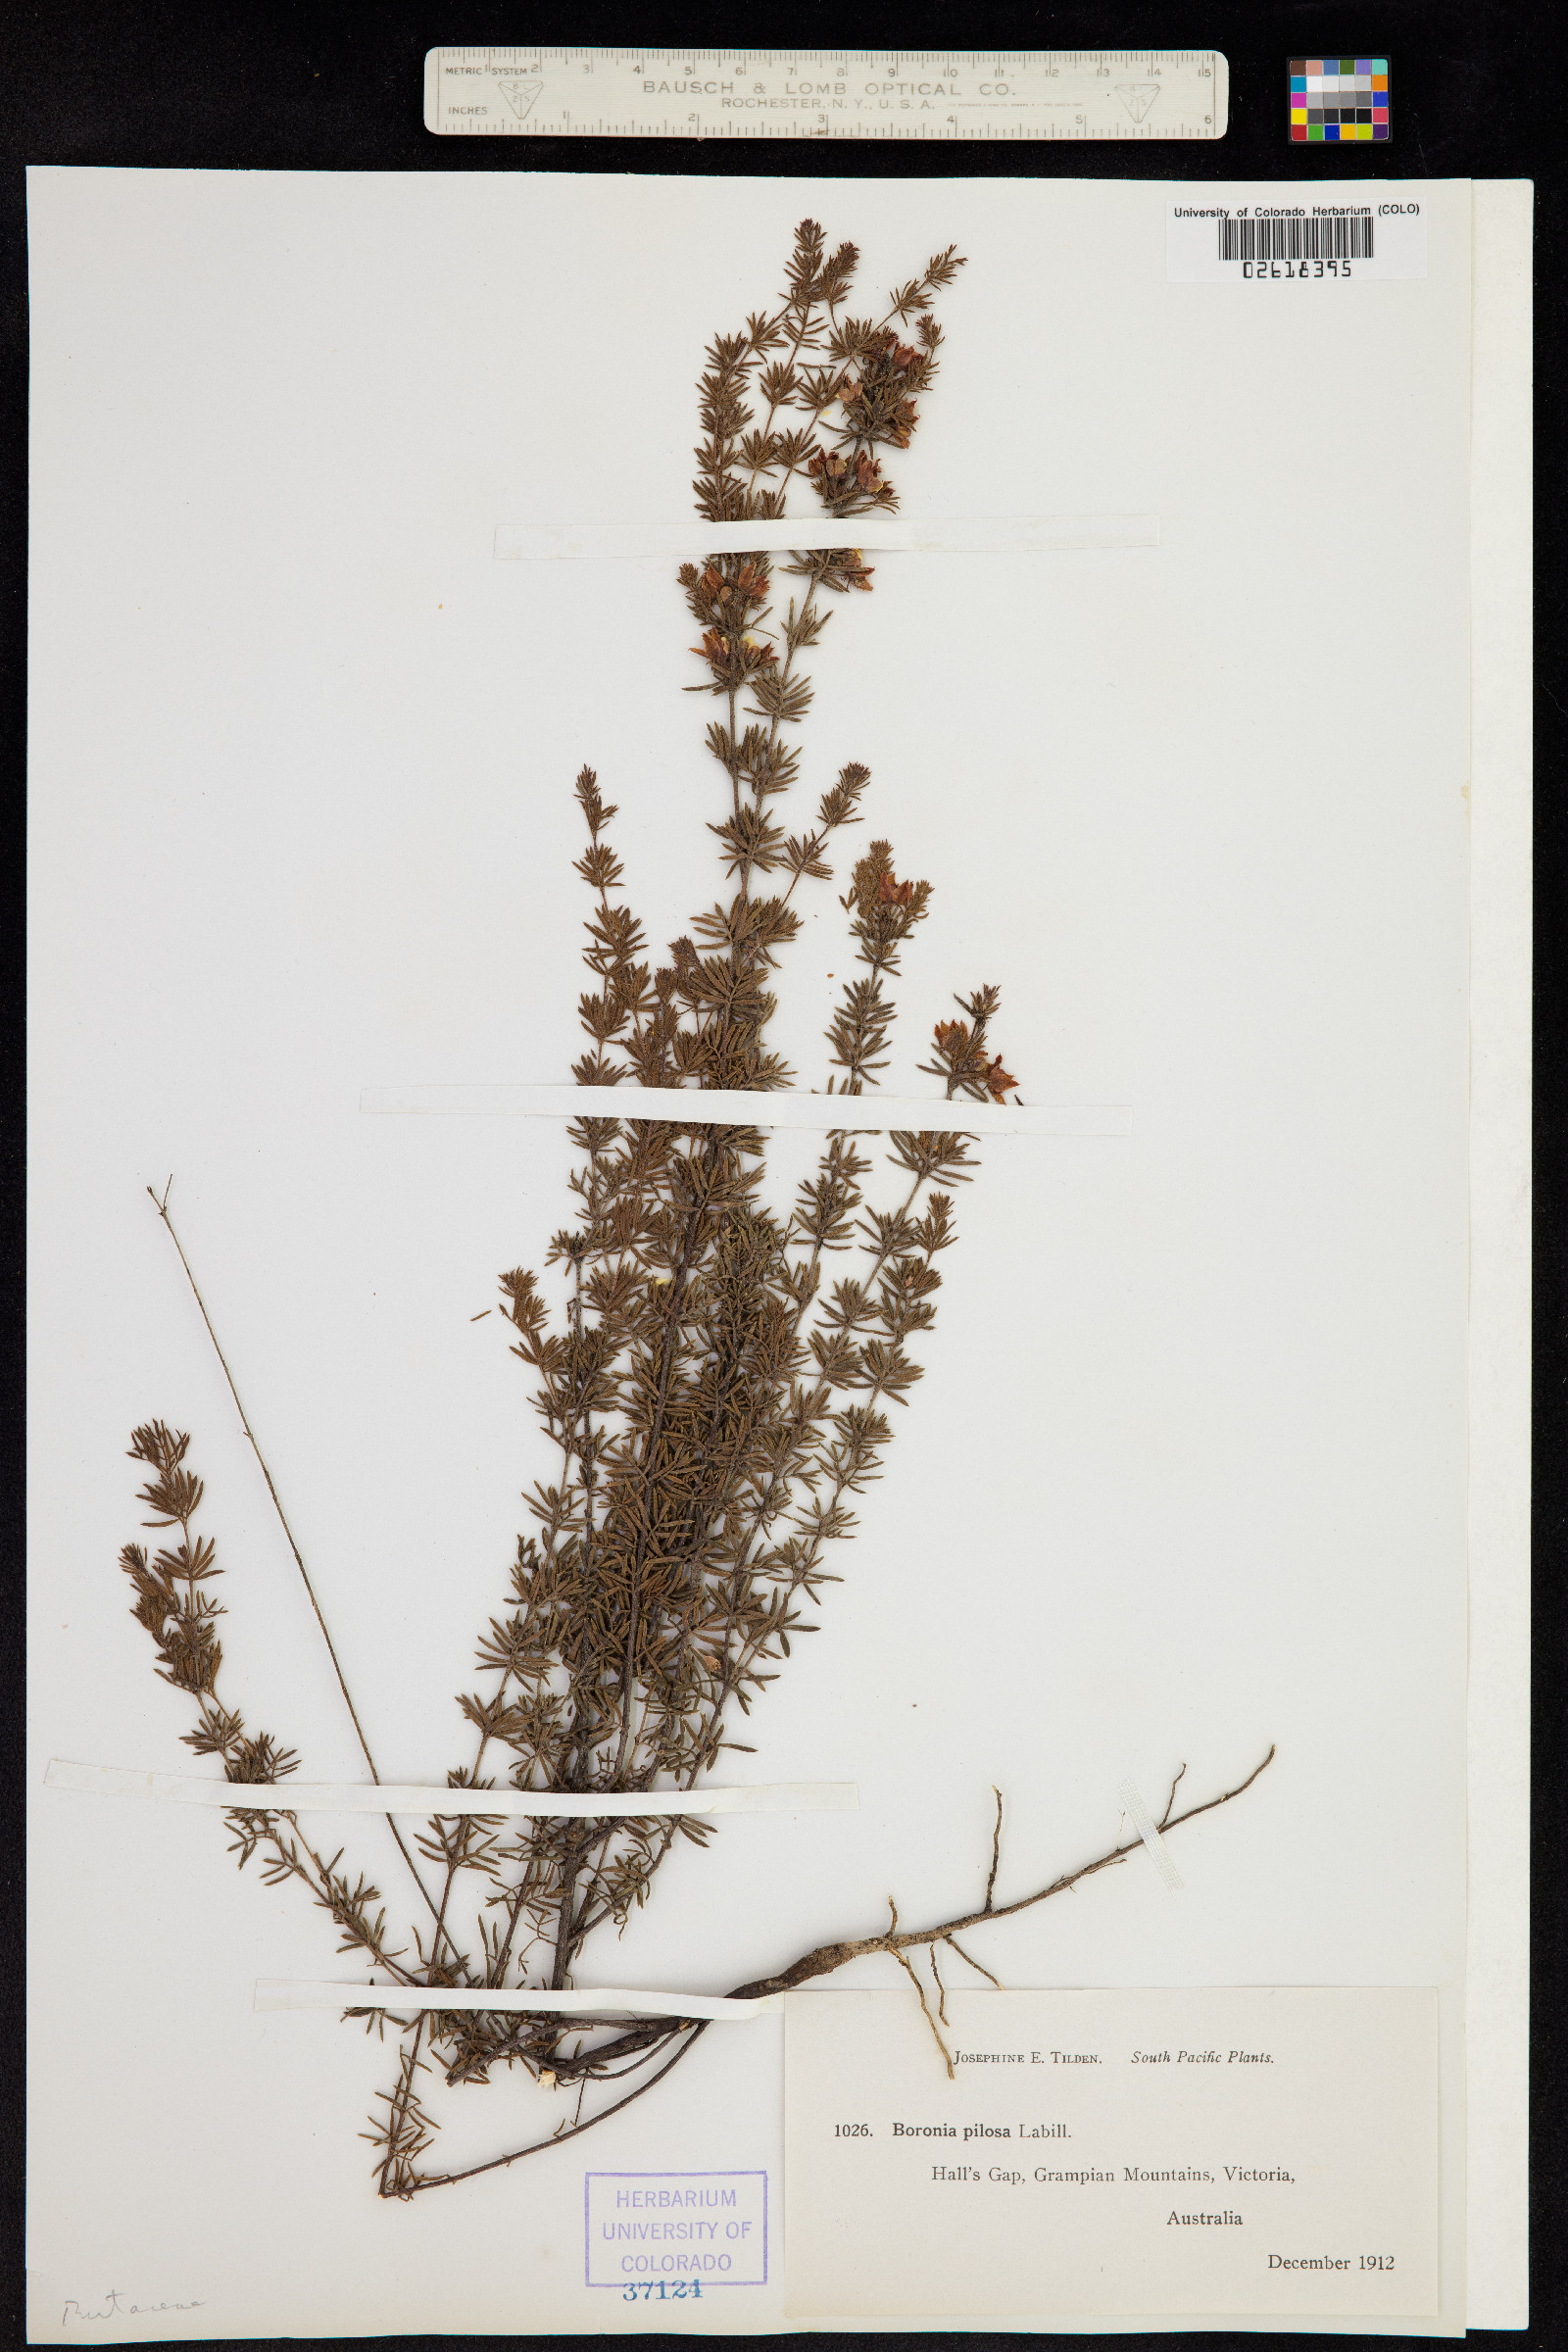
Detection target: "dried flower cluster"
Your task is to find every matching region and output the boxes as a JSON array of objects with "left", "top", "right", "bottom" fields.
[{"left": 118, "top": 220, "right": 1272, "bottom": 2199}]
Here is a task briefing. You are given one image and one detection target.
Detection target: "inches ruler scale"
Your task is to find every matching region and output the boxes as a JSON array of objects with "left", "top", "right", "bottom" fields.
[{"left": 424, "top": 49, "right": 1228, "bottom": 141}]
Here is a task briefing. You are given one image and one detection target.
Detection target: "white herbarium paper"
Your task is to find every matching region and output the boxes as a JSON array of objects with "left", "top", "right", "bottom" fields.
[{"left": 26, "top": 170, "right": 1502, "bottom": 2338}]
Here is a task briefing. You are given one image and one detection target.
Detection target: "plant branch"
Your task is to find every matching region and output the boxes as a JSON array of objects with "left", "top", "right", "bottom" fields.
[
  {"left": 397, "top": 2024, "right": 708, "bottom": 2196},
  {"left": 985, "top": 1786, "right": 1003, "bottom": 1910},
  {"left": 147, "top": 1181, "right": 443, "bottom": 1930},
  {"left": 731, "top": 1746, "right": 1277, "bottom": 1999},
  {"left": 431, "top": 1748, "right": 1277, "bottom": 2113}
]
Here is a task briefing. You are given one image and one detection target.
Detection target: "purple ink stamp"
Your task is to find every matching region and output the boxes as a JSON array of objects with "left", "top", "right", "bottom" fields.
[{"left": 585, "top": 2170, "right": 767, "bottom": 2288}]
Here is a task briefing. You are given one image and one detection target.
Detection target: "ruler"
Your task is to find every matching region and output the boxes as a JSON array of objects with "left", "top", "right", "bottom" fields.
[{"left": 424, "top": 49, "right": 1228, "bottom": 141}]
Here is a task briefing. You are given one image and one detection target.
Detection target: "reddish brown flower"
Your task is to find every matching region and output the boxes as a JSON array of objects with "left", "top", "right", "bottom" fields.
[{"left": 691, "top": 629, "right": 776, "bottom": 669}]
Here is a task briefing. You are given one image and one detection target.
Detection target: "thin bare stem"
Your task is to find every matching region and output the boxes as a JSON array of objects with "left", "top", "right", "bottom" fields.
[
  {"left": 398, "top": 2025, "right": 707, "bottom": 2196},
  {"left": 985, "top": 1786, "right": 1004, "bottom": 1911},
  {"left": 730, "top": 1747, "right": 1278, "bottom": 2000},
  {"left": 894, "top": 1942, "right": 954, "bottom": 2075},
  {"left": 147, "top": 1182, "right": 442, "bottom": 1928},
  {"left": 929, "top": 1940, "right": 950, "bottom": 2026},
  {"left": 945, "top": 1934, "right": 1003, "bottom": 1989}
]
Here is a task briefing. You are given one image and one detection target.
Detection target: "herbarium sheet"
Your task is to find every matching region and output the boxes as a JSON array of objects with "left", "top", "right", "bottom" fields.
[{"left": 27, "top": 172, "right": 1518, "bottom": 2337}]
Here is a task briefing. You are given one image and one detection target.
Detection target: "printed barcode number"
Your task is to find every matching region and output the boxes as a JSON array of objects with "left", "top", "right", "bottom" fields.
[{"left": 1218, "top": 218, "right": 1374, "bottom": 262}]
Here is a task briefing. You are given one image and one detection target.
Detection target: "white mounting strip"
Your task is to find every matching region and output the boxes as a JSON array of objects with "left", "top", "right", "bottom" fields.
[
  {"left": 45, "top": 1759, "right": 856, "bottom": 1818},
  {"left": 1117, "top": 1779, "right": 1185, "bottom": 1891},
  {"left": 360, "top": 1084, "right": 1132, "bottom": 1140},
  {"left": 495, "top": 514, "right": 1159, "bottom": 560},
  {"left": 258, "top": 1980, "right": 780, "bottom": 2018}
]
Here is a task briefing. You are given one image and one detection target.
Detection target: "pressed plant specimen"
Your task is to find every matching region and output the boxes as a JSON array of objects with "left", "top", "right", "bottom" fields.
[{"left": 117, "top": 220, "right": 1274, "bottom": 2197}]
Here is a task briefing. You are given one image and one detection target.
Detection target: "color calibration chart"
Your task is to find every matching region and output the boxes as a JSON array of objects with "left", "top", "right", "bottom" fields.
[{"left": 1290, "top": 58, "right": 1390, "bottom": 143}]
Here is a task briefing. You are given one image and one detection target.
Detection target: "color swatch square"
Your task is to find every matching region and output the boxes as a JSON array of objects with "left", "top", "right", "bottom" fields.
[{"left": 1289, "top": 55, "right": 1390, "bottom": 142}]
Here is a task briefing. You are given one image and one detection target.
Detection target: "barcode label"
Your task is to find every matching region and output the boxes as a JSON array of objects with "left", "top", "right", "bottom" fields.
[
  {"left": 1167, "top": 194, "right": 1427, "bottom": 283},
  {"left": 1217, "top": 215, "right": 1373, "bottom": 262}
]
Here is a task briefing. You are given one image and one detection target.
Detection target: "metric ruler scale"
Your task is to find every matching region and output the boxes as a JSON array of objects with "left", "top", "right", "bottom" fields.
[{"left": 424, "top": 49, "right": 1228, "bottom": 141}]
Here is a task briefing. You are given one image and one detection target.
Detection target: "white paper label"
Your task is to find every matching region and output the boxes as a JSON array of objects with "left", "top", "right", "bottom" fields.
[
  {"left": 1167, "top": 197, "right": 1428, "bottom": 281},
  {"left": 783, "top": 1987, "right": 1440, "bottom": 2319}
]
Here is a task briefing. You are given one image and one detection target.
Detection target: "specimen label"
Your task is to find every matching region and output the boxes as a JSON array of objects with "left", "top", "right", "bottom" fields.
[
  {"left": 783, "top": 1988, "right": 1440, "bottom": 2319},
  {"left": 423, "top": 50, "right": 1228, "bottom": 140},
  {"left": 1166, "top": 190, "right": 1429, "bottom": 281}
]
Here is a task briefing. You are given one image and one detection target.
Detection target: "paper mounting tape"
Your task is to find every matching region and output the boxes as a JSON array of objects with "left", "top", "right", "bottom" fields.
[
  {"left": 360, "top": 1083, "right": 1132, "bottom": 1139},
  {"left": 494, "top": 514, "right": 1160, "bottom": 560},
  {"left": 45, "top": 1759, "right": 857, "bottom": 1817},
  {"left": 1117, "top": 1778, "right": 1186, "bottom": 1891},
  {"left": 256, "top": 1981, "right": 780, "bottom": 2018}
]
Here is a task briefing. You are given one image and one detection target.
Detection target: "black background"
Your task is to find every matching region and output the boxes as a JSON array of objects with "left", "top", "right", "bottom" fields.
[{"left": 2, "top": 5, "right": 1561, "bottom": 2349}]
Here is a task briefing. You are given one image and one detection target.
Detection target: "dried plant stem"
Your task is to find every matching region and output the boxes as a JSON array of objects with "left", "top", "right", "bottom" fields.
[
  {"left": 888, "top": 1904, "right": 954, "bottom": 2075},
  {"left": 405, "top": 2026, "right": 709, "bottom": 2196},
  {"left": 945, "top": 1935, "right": 1002, "bottom": 1989},
  {"left": 731, "top": 1744, "right": 1278, "bottom": 1998},
  {"left": 394, "top": 1745, "right": 1276, "bottom": 2195},
  {"left": 985, "top": 1786, "right": 1004, "bottom": 1909},
  {"left": 147, "top": 1182, "right": 444, "bottom": 1931}
]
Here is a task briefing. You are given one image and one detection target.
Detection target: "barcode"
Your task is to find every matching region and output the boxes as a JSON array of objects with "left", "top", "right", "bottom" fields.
[{"left": 1217, "top": 217, "right": 1374, "bottom": 262}]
